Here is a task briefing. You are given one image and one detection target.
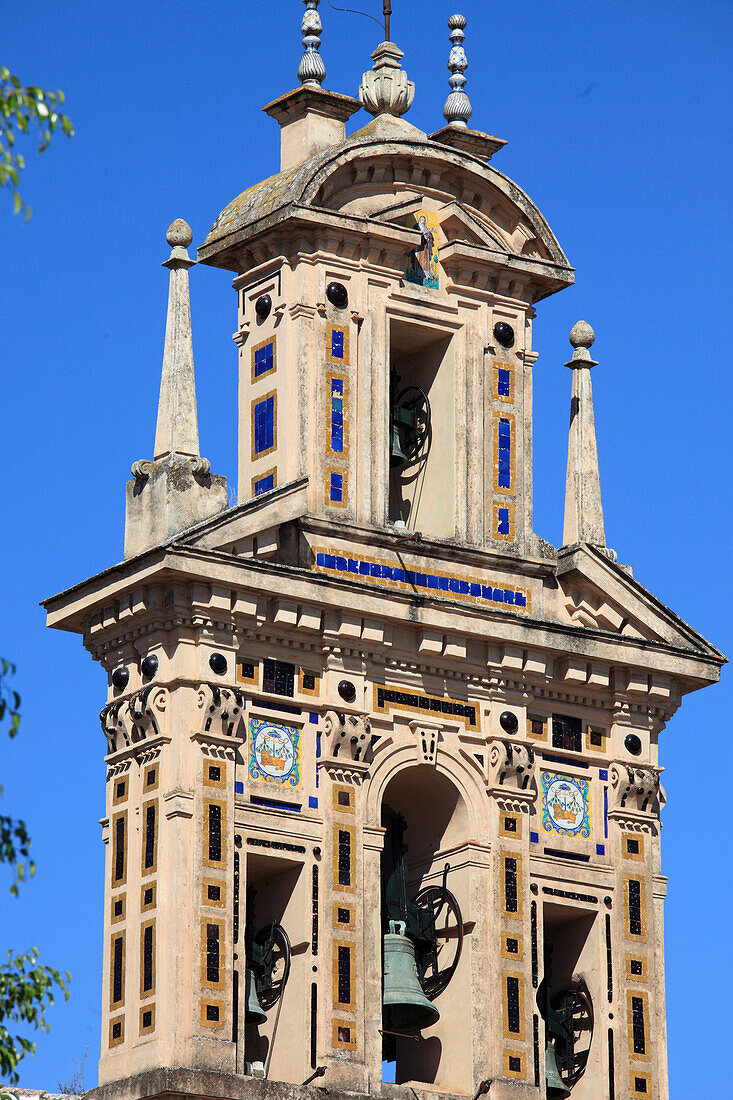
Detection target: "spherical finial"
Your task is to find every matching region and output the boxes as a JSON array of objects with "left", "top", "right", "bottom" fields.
[
  {"left": 569, "top": 320, "right": 595, "bottom": 350},
  {"left": 166, "top": 218, "right": 193, "bottom": 248},
  {"left": 448, "top": 13, "right": 467, "bottom": 30}
]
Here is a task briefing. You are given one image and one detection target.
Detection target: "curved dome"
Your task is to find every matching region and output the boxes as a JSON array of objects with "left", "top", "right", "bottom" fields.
[{"left": 199, "top": 114, "right": 570, "bottom": 276}]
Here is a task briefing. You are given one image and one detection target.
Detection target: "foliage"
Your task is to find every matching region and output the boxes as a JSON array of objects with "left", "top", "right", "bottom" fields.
[
  {"left": 0, "top": 950, "right": 71, "bottom": 1093},
  {"left": 1, "top": 663, "right": 71, "bottom": 1093},
  {"left": 0, "top": 67, "right": 73, "bottom": 219}
]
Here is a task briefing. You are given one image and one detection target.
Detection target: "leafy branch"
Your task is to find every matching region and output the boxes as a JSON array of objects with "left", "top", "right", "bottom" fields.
[
  {"left": 0, "top": 661, "right": 32, "bottom": 895},
  {"left": 0, "top": 949, "right": 71, "bottom": 1090},
  {"left": 0, "top": 67, "right": 74, "bottom": 220}
]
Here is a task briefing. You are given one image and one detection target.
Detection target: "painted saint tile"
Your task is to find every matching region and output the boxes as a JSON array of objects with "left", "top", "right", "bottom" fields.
[{"left": 405, "top": 209, "right": 439, "bottom": 289}]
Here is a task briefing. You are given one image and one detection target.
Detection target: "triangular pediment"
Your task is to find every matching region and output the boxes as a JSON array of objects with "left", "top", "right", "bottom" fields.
[
  {"left": 373, "top": 196, "right": 507, "bottom": 250},
  {"left": 557, "top": 544, "right": 724, "bottom": 659}
]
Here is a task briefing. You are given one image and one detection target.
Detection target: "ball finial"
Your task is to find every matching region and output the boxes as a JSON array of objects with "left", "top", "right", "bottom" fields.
[
  {"left": 166, "top": 218, "right": 193, "bottom": 248},
  {"left": 569, "top": 320, "right": 595, "bottom": 350}
]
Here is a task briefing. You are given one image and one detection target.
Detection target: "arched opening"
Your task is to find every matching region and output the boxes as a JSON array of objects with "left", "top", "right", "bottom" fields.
[{"left": 379, "top": 765, "right": 473, "bottom": 1094}]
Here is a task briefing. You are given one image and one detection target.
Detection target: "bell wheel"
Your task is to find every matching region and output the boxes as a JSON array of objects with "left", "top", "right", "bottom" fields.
[
  {"left": 253, "top": 921, "right": 291, "bottom": 1010},
  {"left": 554, "top": 977, "right": 594, "bottom": 1087},
  {"left": 395, "top": 386, "right": 431, "bottom": 465},
  {"left": 411, "top": 884, "right": 463, "bottom": 999}
]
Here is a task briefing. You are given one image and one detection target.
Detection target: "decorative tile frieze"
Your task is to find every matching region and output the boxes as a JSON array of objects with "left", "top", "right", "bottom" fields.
[
  {"left": 374, "top": 683, "right": 478, "bottom": 731},
  {"left": 313, "top": 547, "right": 531, "bottom": 612},
  {"left": 251, "top": 336, "right": 276, "bottom": 382},
  {"left": 493, "top": 362, "right": 515, "bottom": 404}
]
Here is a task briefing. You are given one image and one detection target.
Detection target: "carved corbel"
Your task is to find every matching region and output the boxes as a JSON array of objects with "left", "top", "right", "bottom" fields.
[
  {"left": 196, "top": 683, "right": 246, "bottom": 741},
  {"left": 126, "top": 686, "right": 168, "bottom": 743},
  {"left": 488, "top": 738, "right": 535, "bottom": 790},
  {"left": 609, "top": 763, "right": 663, "bottom": 815},
  {"left": 100, "top": 700, "right": 130, "bottom": 754},
  {"left": 323, "top": 710, "right": 374, "bottom": 763}
]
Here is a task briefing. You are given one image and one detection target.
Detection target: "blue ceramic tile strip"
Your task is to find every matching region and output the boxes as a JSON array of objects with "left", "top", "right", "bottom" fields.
[
  {"left": 498, "top": 417, "right": 512, "bottom": 488},
  {"left": 331, "top": 330, "right": 344, "bottom": 359},
  {"left": 497, "top": 368, "right": 511, "bottom": 397},
  {"left": 254, "top": 341, "right": 274, "bottom": 377},
  {"left": 313, "top": 549, "right": 530, "bottom": 612},
  {"left": 250, "top": 795, "right": 301, "bottom": 813},
  {"left": 329, "top": 472, "right": 343, "bottom": 503},
  {"left": 253, "top": 473, "right": 275, "bottom": 496},
  {"left": 604, "top": 787, "right": 608, "bottom": 838},
  {"left": 497, "top": 506, "right": 510, "bottom": 535},
  {"left": 253, "top": 395, "right": 275, "bottom": 454},
  {"left": 330, "top": 378, "right": 344, "bottom": 453}
]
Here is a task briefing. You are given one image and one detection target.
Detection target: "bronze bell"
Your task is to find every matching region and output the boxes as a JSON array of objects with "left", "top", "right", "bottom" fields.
[
  {"left": 390, "top": 422, "right": 409, "bottom": 468},
  {"left": 545, "top": 1041, "right": 571, "bottom": 1098},
  {"left": 244, "top": 967, "right": 268, "bottom": 1026},
  {"left": 382, "top": 920, "right": 440, "bottom": 1032}
]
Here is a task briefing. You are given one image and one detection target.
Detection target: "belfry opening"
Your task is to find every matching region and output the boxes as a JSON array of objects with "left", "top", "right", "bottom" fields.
[{"left": 42, "top": 5, "right": 724, "bottom": 1100}]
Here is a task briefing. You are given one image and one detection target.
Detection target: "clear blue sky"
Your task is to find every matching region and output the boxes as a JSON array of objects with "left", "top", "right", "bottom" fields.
[{"left": 2, "top": 0, "right": 731, "bottom": 1093}]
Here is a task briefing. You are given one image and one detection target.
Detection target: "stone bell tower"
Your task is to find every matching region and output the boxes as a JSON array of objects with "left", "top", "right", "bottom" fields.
[{"left": 44, "top": 6, "right": 723, "bottom": 1100}]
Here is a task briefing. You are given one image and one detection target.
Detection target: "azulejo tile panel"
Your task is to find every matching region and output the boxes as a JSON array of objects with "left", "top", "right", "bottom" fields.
[
  {"left": 251, "top": 391, "right": 277, "bottom": 459},
  {"left": 327, "top": 372, "right": 349, "bottom": 458},
  {"left": 405, "top": 209, "right": 439, "bottom": 289},
  {"left": 312, "top": 546, "right": 531, "bottom": 613},
  {"left": 540, "top": 771, "right": 591, "bottom": 838},
  {"left": 252, "top": 468, "right": 276, "bottom": 497},
  {"left": 493, "top": 500, "right": 516, "bottom": 541},
  {"left": 251, "top": 336, "right": 276, "bottom": 382},
  {"left": 493, "top": 361, "right": 515, "bottom": 403},
  {"left": 326, "top": 324, "right": 350, "bottom": 365},
  {"left": 248, "top": 717, "right": 301, "bottom": 788},
  {"left": 493, "top": 410, "right": 516, "bottom": 495}
]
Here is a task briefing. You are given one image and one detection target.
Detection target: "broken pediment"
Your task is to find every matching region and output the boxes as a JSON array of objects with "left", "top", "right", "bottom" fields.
[{"left": 557, "top": 544, "right": 724, "bottom": 660}]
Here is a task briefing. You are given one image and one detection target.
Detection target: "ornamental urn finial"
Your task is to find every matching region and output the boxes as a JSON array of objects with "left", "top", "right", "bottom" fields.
[
  {"left": 298, "top": 0, "right": 326, "bottom": 88},
  {"left": 358, "top": 40, "right": 415, "bottom": 118},
  {"left": 443, "top": 14, "right": 472, "bottom": 128}
]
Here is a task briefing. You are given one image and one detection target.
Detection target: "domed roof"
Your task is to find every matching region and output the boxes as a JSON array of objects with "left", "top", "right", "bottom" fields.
[{"left": 198, "top": 113, "right": 570, "bottom": 279}]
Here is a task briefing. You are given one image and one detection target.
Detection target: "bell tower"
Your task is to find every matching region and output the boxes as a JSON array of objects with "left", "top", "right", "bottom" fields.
[{"left": 45, "top": 6, "right": 723, "bottom": 1100}]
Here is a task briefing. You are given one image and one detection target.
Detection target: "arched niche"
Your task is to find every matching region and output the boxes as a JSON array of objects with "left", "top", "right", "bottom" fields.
[{"left": 374, "top": 758, "right": 485, "bottom": 1095}]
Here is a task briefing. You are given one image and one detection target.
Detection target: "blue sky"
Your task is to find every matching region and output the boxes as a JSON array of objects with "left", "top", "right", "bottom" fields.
[{"left": 1, "top": 0, "right": 731, "bottom": 1093}]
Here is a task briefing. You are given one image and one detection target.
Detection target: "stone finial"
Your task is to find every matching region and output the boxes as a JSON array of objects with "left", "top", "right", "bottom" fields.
[
  {"left": 153, "top": 219, "right": 201, "bottom": 463},
  {"left": 443, "top": 14, "right": 472, "bottom": 128},
  {"left": 298, "top": 1, "right": 326, "bottom": 88},
  {"left": 358, "top": 40, "right": 415, "bottom": 118},
  {"left": 562, "top": 321, "right": 610, "bottom": 554}
]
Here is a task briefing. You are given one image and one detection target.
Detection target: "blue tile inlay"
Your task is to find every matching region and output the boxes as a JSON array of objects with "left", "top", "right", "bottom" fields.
[
  {"left": 235, "top": 781, "right": 244, "bottom": 794},
  {"left": 498, "top": 417, "right": 512, "bottom": 488},
  {"left": 253, "top": 341, "right": 274, "bottom": 377},
  {"left": 596, "top": 843, "right": 605, "bottom": 855},
  {"left": 313, "top": 550, "right": 530, "bottom": 612},
  {"left": 603, "top": 787, "right": 608, "bottom": 838},
  {"left": 331, "top": 329, "right": 344, "bottom": 358},
  {"left": 250, "top": 795, "right": 301, "bottom": 813},
  {"left": 253, "top": 472, "right": 274, "bottom": 496},
  {"left": 497, "top": 507, "right": 510, "bottom": 535},
  {"left": 330, "top": 377, "right": 344, "bottom": 453},
  {"left": 497, "top": 367, "right": 511, "bottom": 397},
  {"left": 530, "top": 831, "right": 539, "bottom": 843},
  {"left": 329, "top": 472, "right": 343, "bottom": 502},
  {"left": 309, "top": 712, "right": 319, "bottom": 724},
  {"left": 253, "top": 395, "right": 275, "bottom": 454},
  {"left": 308, "top": 796, "right": 318, "bottom": 809},
  {"left": 599, "top": 768, "right": 608, "bottom": 781}
]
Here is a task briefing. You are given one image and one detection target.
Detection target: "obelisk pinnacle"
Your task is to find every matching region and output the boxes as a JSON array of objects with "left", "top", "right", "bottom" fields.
[
  {"left": 562, "top": 321, "right": 607, "bottom": 549},
  {"left": 153, "top": 218, "right": 201, "bottom": 462}
]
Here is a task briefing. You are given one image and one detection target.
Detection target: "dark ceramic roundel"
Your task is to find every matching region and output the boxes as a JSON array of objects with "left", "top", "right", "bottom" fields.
[
  {"left": 141, "top": 654, "right": 158, "bottom": 679},
  {"left": 624, "top": 733, "right": 642, "bottom": 756},
  {"left": 338, "top": 679, "right": 357, "bottom": 703},
  {"left": 111, "top": 667, "right": 129, "bottom": 690},
  {"left": 326, "top": 281, "right": 348, "bottom": 309},
  {"left": 209, "top": 652, "right": 227, "bottom": 675},
  {"left": 255, "top": 293, "right": 272, "bottom": 320},
  {"left": 499, "top": 710, "right": 519, "bottom": 734},
  {"left": 493, "top": 321, "right": 515, "bottom": 348}
]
